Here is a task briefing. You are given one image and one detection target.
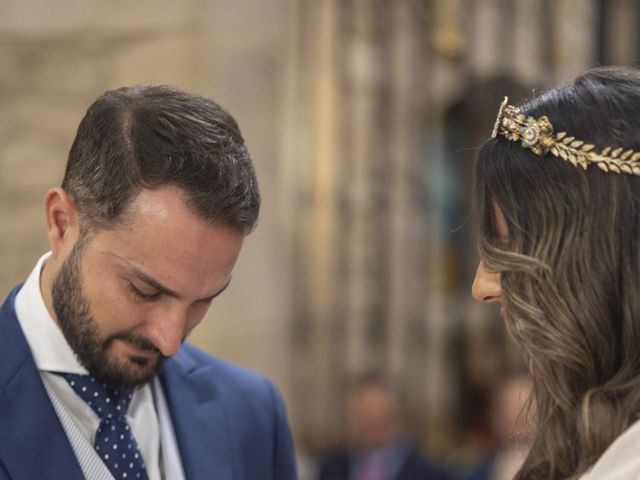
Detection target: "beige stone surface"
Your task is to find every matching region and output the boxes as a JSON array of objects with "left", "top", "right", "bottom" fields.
[{"left": 0, "top": 0, "right": 196, "bottom": 34}]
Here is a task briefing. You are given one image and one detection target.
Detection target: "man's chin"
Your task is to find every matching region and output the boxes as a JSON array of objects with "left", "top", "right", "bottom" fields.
[
  {"left": 104, "top": 365, "right": 157, "bottom": 389},
  {"left": 89, "top": 350, "right": 162, "bottom": 390},
  {"left": 120, "top": 352, "right": 161, "bottom": 379}
]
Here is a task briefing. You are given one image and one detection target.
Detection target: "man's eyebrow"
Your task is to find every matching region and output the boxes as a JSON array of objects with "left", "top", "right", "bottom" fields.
[{"left": 129, "top": 265, "right": 232, "bottom": 303}]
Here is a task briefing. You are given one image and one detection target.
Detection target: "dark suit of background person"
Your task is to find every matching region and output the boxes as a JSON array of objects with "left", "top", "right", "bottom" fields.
[
  {"left": 318, "top": 445, "right": 453, "bottom": 480},
  {"left": 317, "top": 374, "right": 453, "bottom": 480},
  {"left": 0, "top": 86, "right": 297, "bottom": 480}
]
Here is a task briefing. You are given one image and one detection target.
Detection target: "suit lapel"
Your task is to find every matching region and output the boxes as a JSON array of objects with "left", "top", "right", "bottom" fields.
[
  {"left": 0, "top": 287, "right": 84, "bottom": 480},
  {"left": 160, "top": 349, "right": 235, "bottom": 480}
]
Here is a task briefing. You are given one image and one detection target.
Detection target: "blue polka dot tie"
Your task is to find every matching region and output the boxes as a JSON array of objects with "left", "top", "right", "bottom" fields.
[{"left": 60, "top": 373, "right": 149, "bottom": 480}]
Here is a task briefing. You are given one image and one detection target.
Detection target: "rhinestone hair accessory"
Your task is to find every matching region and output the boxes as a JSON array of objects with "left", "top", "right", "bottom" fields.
[{"left": 491, "top": 96, "right": 640, "bottom": 175}]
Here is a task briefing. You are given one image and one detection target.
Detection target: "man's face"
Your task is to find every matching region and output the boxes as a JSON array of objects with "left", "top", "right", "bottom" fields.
[
  {"left": 51, "top": 186, "right": 244, "bottom": 389},
  {"left": 347, "top": 385, "right": 400, "bottom": 450}
]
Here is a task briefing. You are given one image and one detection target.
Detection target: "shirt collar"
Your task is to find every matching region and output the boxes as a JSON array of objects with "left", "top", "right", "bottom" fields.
[{"left": 15, "top": 251, "right": 88, "bottom": 375}]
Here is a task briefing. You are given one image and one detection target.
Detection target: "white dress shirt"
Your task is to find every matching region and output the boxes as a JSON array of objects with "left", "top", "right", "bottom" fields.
[
  {"left": 14, "top": 252, "right": 163, "bottom": 480},
  {"left": 579, "top": 419, "right": 640, "bottom": 480}
]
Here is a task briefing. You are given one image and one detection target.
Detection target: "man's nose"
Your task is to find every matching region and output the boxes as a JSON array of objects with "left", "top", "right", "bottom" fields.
[
  {"left": 472, "top": 260, "right": 502, "bottom": 303},
  {"left": 144, "top": 306, "right": 188, "bottom": 357}
]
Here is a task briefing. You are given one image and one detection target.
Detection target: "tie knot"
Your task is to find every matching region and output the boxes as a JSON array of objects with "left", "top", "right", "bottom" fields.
[{"left": 59, "top": 373, "right": 133, "bottom": 421}]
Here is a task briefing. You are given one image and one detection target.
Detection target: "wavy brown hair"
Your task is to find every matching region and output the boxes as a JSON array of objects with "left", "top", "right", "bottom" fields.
[{"left": 474, "top": 66, "right": 640, "bottom": 479}]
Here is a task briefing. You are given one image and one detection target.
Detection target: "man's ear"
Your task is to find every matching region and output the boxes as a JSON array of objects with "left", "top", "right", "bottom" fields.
[{"left": 44, "top": 188, "right": 80, "bottom": 257}]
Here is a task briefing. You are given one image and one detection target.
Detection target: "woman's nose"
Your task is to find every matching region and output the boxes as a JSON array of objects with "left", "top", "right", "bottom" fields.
[{"left": 472, "top": 260, "right": 502, "bottom": 303}]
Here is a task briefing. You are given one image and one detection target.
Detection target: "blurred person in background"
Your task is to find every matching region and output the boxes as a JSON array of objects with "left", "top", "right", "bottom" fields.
[
  {"left": 466, "top": 372, "right": 534, "bottom": 480},
  {"left": 0, "top": 86, "right": 296, "bottom": 480},
  {"left": 317, "top": 372, "right": 453, "bottom": 480},
  {"left": 472, "top": 66, "right": 640, "bottom": 479}
]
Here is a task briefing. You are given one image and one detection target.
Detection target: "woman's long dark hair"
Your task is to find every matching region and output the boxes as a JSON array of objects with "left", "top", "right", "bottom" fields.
[{"left": 474, "top": 66, "right": 640, "bottom": 479}]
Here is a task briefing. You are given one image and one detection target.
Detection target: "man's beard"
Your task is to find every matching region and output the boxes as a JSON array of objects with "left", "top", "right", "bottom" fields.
[{"left": 51, "top": 240, "right": 164, "bottom": 389}]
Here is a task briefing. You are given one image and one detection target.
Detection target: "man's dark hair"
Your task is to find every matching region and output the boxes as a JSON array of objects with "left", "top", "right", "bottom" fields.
[{"left": 61, "top": 85, "right": 260, "bottom": 234}]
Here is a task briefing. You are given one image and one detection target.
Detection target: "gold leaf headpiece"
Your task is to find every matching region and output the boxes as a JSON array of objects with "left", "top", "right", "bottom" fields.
[{"left": 491, "top": 96, "right": 640, "bottom": 175}]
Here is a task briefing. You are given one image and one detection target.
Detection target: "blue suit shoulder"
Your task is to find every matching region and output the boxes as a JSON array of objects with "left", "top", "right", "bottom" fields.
[
  {"left": 162, "top": 342, "right": 298, "bottom": 480},
  {"left": 175, "top": 342, "right": 277, "bottom": 397}
]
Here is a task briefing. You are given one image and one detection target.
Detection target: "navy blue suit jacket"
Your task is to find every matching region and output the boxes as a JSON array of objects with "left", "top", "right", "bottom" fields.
[{"left": 0, "top": 286, "right": 298, "bottom": 479}]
